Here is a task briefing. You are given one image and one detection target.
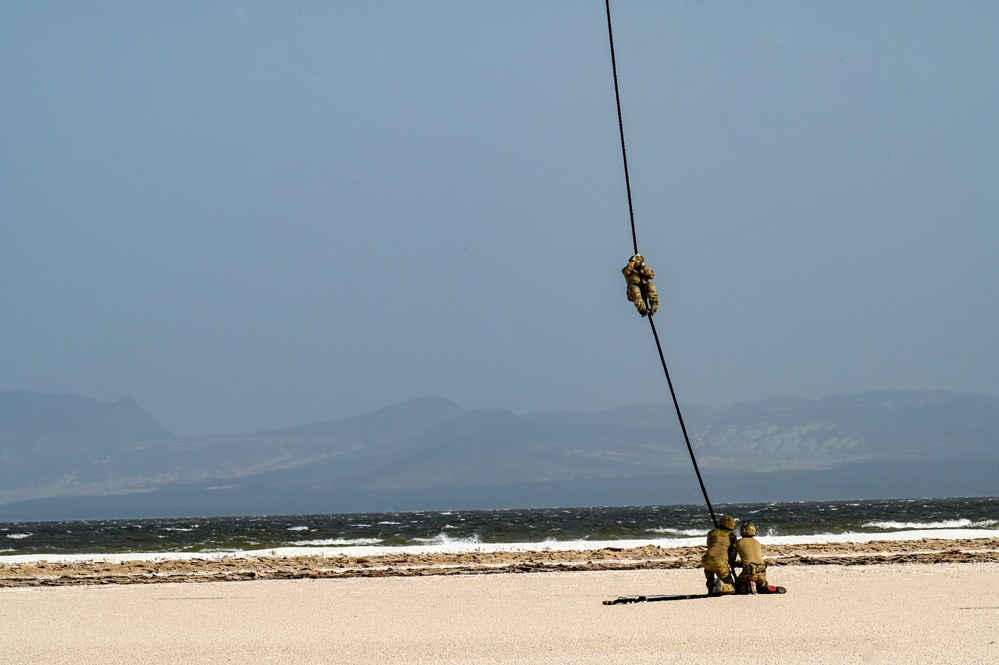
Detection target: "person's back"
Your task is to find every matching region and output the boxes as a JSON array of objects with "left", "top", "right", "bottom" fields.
[
  {"left": 705, "top": 527, "right": 736, "bottom": 562},
  {"left": 734, "top": 521, "right": 786, "bottom": 594},
  {"left": 735, "top": 534, "right": 764, "bottom": 565},
  {"left": 700, "top": 514, "right": 737, "bottom": 594}
]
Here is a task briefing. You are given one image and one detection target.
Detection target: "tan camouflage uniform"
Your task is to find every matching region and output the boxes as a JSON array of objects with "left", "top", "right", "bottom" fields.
[
  {"left": 735, "top": 534, "right": 769, "bottom": 592},
  {"left": 734, "top": 521, "right": 785, "bottom": 594},
  {"left": 622, "top": 255, "right": 659, "bottom": 317},
  {"left": 700, "top": 515, "right": 738, "bottom": 594}
]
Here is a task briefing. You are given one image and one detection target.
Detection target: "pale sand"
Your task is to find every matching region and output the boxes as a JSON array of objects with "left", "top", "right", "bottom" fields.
[{"left": 2, "top": 563, "right": 997, "bottom": 664}]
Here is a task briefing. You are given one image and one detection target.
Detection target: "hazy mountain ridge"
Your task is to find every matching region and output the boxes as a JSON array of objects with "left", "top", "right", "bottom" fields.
[
  {"left": 0, "top": 391, "right": 176, "bottom": 501},
  {"left": 683, "top": 390, "right": 999, "bottom": 466},
  {"left": 1, "top": 390, "right": 996, "bottom": 519},
  {"left": 0, "top": 391, "right": 174, "bottom": 444}
]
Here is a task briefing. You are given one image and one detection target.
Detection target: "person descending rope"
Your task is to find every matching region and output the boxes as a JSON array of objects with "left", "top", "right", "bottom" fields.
[
  {"left": 604, "top": 0, "right": 721, "bottom": 535},
  {"left": 701, "top": 514, "right": 738, "bottom": 595},
  {"left": 734, "top": 521, "right": 787, "bottom": 595},
  {"left": 622, "top": 254, "right": 659, "bottom": 317}
]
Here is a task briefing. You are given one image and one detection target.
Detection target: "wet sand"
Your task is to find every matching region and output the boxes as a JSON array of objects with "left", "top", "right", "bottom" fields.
[{"left": 2, "top": 540, "right": 998, "bottom": 664}]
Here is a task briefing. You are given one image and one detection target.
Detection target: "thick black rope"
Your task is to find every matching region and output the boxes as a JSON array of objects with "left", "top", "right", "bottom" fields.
[
  {"left": 604, "top": 0, "right": 638, "bottom": 255},
  {"left": 604, "top": 0, "right": 718, "bottom": 528},
  {"left": 647, "top": 317, "right": 718, "bottom": 528}
]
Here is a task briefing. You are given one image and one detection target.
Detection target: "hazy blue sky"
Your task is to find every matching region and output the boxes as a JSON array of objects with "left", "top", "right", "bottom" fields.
[{"left": 3, "top": 2, "right": 997, "bottom": 436}]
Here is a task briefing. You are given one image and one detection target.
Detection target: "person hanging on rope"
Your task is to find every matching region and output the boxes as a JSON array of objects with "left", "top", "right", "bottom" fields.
[
  {"left": 734, "top": 521, "right": 787, "bottom": 595},
  {"left": 622, "top": 254, "right": 659, "bottom": 317},
  {"left": 700, "top": 514, "right": 738, "bottom": 595}
]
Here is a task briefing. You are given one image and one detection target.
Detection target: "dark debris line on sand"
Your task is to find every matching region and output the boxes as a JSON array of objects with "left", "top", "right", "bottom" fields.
[{"left": 1, "top": 538, "right": 998, "bottom": 588}]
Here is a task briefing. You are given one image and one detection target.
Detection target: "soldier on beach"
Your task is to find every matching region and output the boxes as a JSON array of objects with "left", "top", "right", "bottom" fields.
[
  {"left": 622, "top": 254, "right": 659, "bottom": 317},
  {"left": 700, "top": 514, "right": 738, "bottom": 594},
  {"left": 734, "top": 520, "right": 786, "bottom": 594}
]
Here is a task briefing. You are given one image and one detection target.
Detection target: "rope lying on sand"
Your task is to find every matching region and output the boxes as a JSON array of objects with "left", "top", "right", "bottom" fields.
[{"left": 2, "top": 538, "right": 997, "bottom": 588}]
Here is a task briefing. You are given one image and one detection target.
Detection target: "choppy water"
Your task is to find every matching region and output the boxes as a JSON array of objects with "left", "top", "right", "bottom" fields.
[{"left": 2, "top": 496, "right": 997, "bottom": 560}]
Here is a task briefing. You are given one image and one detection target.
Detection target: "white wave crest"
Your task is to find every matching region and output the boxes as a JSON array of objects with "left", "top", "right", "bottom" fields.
[
  {"left": 863, "top": 519, "right": 973, "bottom": 530},
  {"left": 415, "top": 532, "right": 482, "bottom": 547},
  {"left": 647, "top": 528, "right": 703, "bottom": 537},
  {"left": 5, "top": 533, "right": 32, "bottom": 540},
  {"left": 290, "top": 538, "right": 381, "bottom": 547}
]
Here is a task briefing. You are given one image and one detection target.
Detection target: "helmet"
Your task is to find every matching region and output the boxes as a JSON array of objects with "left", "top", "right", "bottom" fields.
[
  {"left": 719, "top": 515, "right": 736, "bottom": 530},
  {"left": 740, "top": 521, "right": 757, "bottom": 537},
  {"left": 632, "top": 254, "right": 644, "bottom": 263}
]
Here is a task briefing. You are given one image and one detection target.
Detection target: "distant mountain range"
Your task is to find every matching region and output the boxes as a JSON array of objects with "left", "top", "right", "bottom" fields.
[{"left": 1, "top": 389, "right": 996, "bottom": 520}]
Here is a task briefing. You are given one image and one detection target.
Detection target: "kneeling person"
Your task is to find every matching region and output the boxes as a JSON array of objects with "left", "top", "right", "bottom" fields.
[
  {"left": 701, "top": 514, "right": 738, "bottom": 595},
  {"left": 735, "top": 521, "right": 785, "bottom": 594}
]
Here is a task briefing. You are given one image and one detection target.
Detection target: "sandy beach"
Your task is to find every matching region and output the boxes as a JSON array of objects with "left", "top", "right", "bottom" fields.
[{"left": 2, "top": 539, "right": 998, "bottom": 664}]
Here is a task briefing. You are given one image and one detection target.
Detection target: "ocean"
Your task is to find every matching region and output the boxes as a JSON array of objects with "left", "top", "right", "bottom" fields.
[{"left": 2, "top": 496, "right": 997, "bottom": 562}]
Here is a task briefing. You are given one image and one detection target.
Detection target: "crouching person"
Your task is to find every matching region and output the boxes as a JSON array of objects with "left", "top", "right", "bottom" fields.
[
  {"left": 735, "top": 521, "right": 786, "bottom": 594},
  {"left": 701, "top": 514, "right": 738, "bottom": 595}
]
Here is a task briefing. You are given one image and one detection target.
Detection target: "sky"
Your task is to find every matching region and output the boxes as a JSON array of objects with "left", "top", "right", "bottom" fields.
[{"left": 2, "top": 2, "right": 998, "bottom": 437}]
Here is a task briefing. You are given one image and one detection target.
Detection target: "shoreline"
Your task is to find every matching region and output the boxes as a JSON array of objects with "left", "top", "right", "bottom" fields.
[{"left": 3, "top": 536, "right": 997, "bottom": 588}]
